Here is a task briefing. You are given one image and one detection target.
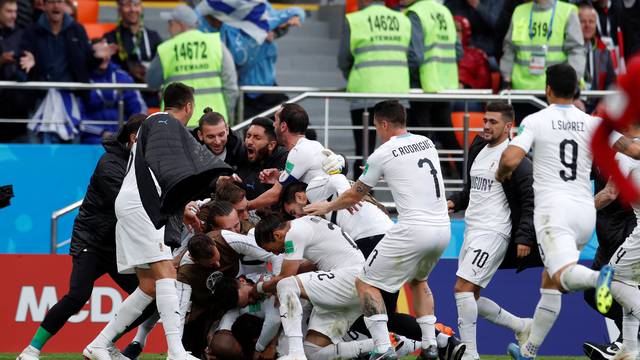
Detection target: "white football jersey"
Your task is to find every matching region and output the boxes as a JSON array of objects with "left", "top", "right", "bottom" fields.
[
  {"left": 511, "top": 104, "right": 621, "bottom": 205},
  {"left": 616, "top": 152, "right": 640, "bottom": 221},
  {"left": 359, "top": 133, "right": 448, "bottom": 226},
  {"left": 280, "top": 137, "right": 326, "bottom": 184},
  {"left": 465, "top": 139, "right": 512, "bottom": 236},
  {"left": 306, "top": 174, "right": 394, "bottom": 240},
  {"left": 284, "top": 216, "right": 365, "bottom": 271}
]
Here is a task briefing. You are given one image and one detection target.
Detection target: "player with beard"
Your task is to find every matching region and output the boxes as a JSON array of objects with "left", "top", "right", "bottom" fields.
[
  {"left": 234, "top": 117, "right": 289, "bottom": 200},
  {"left": 447, "top": 102, "right": 538, "bottom": 360},
  {"left": 246, "top": 104, "right": 343, "bottom": 211}
]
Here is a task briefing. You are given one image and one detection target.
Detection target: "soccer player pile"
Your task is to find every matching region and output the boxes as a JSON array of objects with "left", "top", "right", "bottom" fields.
[{"left": 17, "top": 60, "right": 640, "bottom": 360}]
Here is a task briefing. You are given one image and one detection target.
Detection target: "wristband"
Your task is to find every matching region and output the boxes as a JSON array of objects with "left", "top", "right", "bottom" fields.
[{"left": 257, "top": 281, "right": 265, "bottom": 294}]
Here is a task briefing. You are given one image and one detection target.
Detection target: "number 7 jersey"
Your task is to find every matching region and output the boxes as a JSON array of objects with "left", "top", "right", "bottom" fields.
[
  {"left": 359, "top": 133, "right": 449, "bottom": 226},
  {"left": 510, "top": 104, "right": 619, "bottom": 205}
]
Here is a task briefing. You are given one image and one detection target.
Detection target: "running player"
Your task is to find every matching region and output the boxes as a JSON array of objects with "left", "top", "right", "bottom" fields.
[
  {"left": 598, "top": 149, "right": 640, "bottom": 360},
  {"left": 305, "top": 100, "right": 450, "bottom": 359},
  {"left": 448, "top": 101, "right": 536, "bottom": 360},
  {"left": 495, "top": 64, "right": 640, "bottom": 360}
]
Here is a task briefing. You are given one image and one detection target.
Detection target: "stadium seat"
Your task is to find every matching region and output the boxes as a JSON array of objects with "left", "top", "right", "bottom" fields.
[
  {"left": 450, "top": 111, "right": 484, "bottom": 148},
  {"left": 83, "top": 23, "right": 117, "bottom": 40},
  {"left": 76, "top": 0, "right": 100, "bottom": 24}
]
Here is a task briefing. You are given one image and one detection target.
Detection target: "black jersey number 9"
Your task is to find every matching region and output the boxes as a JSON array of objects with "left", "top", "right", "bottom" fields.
[
  {"left": 559, "top": 139, "right": 578, "bottom": 181},
  {"left": 418, "top": 158, "right": 441, "bottom": 198}
]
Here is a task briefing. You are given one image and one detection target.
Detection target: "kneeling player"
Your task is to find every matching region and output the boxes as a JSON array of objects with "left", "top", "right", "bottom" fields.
[{"left": 255, "top": 214, "right": 415, "bottom": 360}]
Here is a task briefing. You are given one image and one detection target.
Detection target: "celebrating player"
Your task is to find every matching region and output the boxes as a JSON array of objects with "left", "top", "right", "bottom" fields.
[
  {"left": 496, "top": 64, "right": 640, "bottom": 360},
  {"left": 448, "top": 101, "right": 537, "bottom": 360},
  {"left": 305, "top": 100, "right": 450, "bottom": 359}
]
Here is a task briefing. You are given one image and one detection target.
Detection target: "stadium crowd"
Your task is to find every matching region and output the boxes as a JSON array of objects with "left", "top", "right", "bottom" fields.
[
  {"left": 0, "top": 0, "right": 638, "bottom": 145},
  {"left": 7, "top": 0, "right": 640, "bottom": 360}
]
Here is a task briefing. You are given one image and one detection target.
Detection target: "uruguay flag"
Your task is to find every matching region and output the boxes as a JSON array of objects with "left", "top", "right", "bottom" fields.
[{"left": 196, "top": 0, "right": 270, "bottom": 43}]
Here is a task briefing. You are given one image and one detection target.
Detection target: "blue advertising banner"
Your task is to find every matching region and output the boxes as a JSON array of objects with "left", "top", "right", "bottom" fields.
[{"left": 0, "top": 144, "right": 599, "bottom": 258}]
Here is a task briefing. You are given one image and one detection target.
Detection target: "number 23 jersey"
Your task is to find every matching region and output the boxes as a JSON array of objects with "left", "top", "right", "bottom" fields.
[
  {"left": 359, "top": 133, "right": 448, "bottom": 226},
  {"left": 510, "top": 104, "right": 621, "bottom": 206}
]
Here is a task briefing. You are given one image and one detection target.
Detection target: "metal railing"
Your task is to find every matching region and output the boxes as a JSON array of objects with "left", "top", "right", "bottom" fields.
[
  {"left": 0, "top": 81, "right": 151, "bottom": 130},
  {"left": 50, "top": 200, "right": 83, "bottom": 254},
  {"left": 23, "top": 82, "right": 616, "bottom": 251}
]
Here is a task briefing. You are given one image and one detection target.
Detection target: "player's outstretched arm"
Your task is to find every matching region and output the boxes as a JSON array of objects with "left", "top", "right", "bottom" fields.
[
  {"left": 496, "top": 145, "right": 527, "bottom": 182},
  {"left": 303, "top": 180, "right": 371, "bottom": 216},
  {"left": 248, "top": 181, "right": 282, "bottom": 211},
  {"left": 613, "top": 136, "right": 640, "bottom": 160}
]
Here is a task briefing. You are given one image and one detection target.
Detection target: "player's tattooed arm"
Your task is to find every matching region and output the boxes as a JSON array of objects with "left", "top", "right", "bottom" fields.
[
  {"left": 304, "top": 180, "right": 370, "bottom": 216},
  {"left": 594, "top": 179, "right": 619, "bottom": 209},
  {"left": 614, "top": 136, "right": 640, "bottom": 160},
  {"left": 496, "top": 145, "right": 527, "bottom": 182}
]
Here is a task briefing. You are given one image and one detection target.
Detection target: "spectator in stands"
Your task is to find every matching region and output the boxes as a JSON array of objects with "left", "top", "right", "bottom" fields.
[
  {"left": 621, "top": 0, "right": 640, "bottom": 58},
  {"left": 60, "top": 0, "right": 74, "bottom": 19},
  {"left": 444, "top": 0, "right": 505, "bottom": 66},
  {"left": 234, "top": 117, "right": 288, "bottom": 201},
  {"left": 79, "top": 39, "right": 147, "bottom": 144},
  {"left": 194, "top": 107, "right": 245, "bottom": 167},
  {"left": 147, "top": 5, "right": 238, "bottom": 126},
  {"left": 405, "top": 0, "right": 461, "bottom": 173},
  {"left": 579, "top": 3, "right": 616, "bottom": 94},
  {"left": 104, "top": 0, "right": 162, "bottom": 108},
  {"left": 499, "top": 0, "right": 584, "bottom": 121},
  {"left": 338, "top": 0, "right": 417, "bottom": 179},
  {"left": 454, "top": 15, "right": 491, "bottom": 90},
  {"left": 0, "top": 0, "right": 32, "bottom": 142},
  {"left": 15, "top": 0, "right": 43, "bottom": 30},
  {"left": 18, "top": 0, "right": 112, "bottom": 143},
  {"left": 239, "top": 4, "right": 305, "bottom": 119}
]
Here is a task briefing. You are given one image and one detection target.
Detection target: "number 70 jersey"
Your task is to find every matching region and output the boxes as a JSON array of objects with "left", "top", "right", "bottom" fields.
[
  {"left": 359, "top": 133, "right": 449, "bottom": 226},
  {"left": 510, "top": 104, "right": 620, "bottom": 205}
]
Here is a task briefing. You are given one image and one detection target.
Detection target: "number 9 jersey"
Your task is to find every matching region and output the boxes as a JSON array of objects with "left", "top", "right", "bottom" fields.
[
  {"left": 509, "top": 104, "right": 622, "bottom": 276},
  {"left": 359, "top": 133, "right": 449, "bottom": 226},
  {"left": 510, "top": 104, "right": 622, "bottom": 206}
]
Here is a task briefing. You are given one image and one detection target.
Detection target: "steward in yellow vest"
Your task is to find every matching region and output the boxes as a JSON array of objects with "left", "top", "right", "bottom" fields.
[
  {"left": 500, "top": 0, "right": 585, "bottom": 90},
  {"left": 404, "top": 0, "right": 461, "bottom": 155},
  {"left": 338, "top": 0, "right": 417, "bottom": 178},
  {"left": 146, "top": 5, "right": 238, "bottom": 127},
  {"left": 406, "top": 0, "right": 458, "bottom": 92}
]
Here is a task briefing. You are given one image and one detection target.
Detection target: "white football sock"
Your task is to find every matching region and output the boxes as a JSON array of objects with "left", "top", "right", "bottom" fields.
[
  {"left": 623, "top": 309, "right": 640, "bottom": 354},
  {"left": 156, "top": 278, "right": 186, "bottom": 359},
  {"left": 92, "top": 287, "right": 153, "bottom": 347},
  {"left": 611, "top": 280, "right": 640, "bottom": 354},
  {"left": 521, "top": 289, "right": 562, "bottom": 358},
  {"left": 477, "top": 296, "right": 526, "bottom": 332},
  {"left": 455, "top": 292, "right": 478, "bottom": 357},
  {"left": 133, "top": 311, "right": 160, "bottom": 347},
  {"left": 559, "top": 264, "right": 599, "bottom": 292},
  {"left": 364, "top": 314, "right": 391, "bottom": 353},
  {"left": 277, "top": 277, "right": 304, "bottom": 356},
  {"left": 305, "top": 339, "right": 374, "bottom": 360},
  {"left": 417, "top": 315, "right": 437, "bottom": 349}
]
